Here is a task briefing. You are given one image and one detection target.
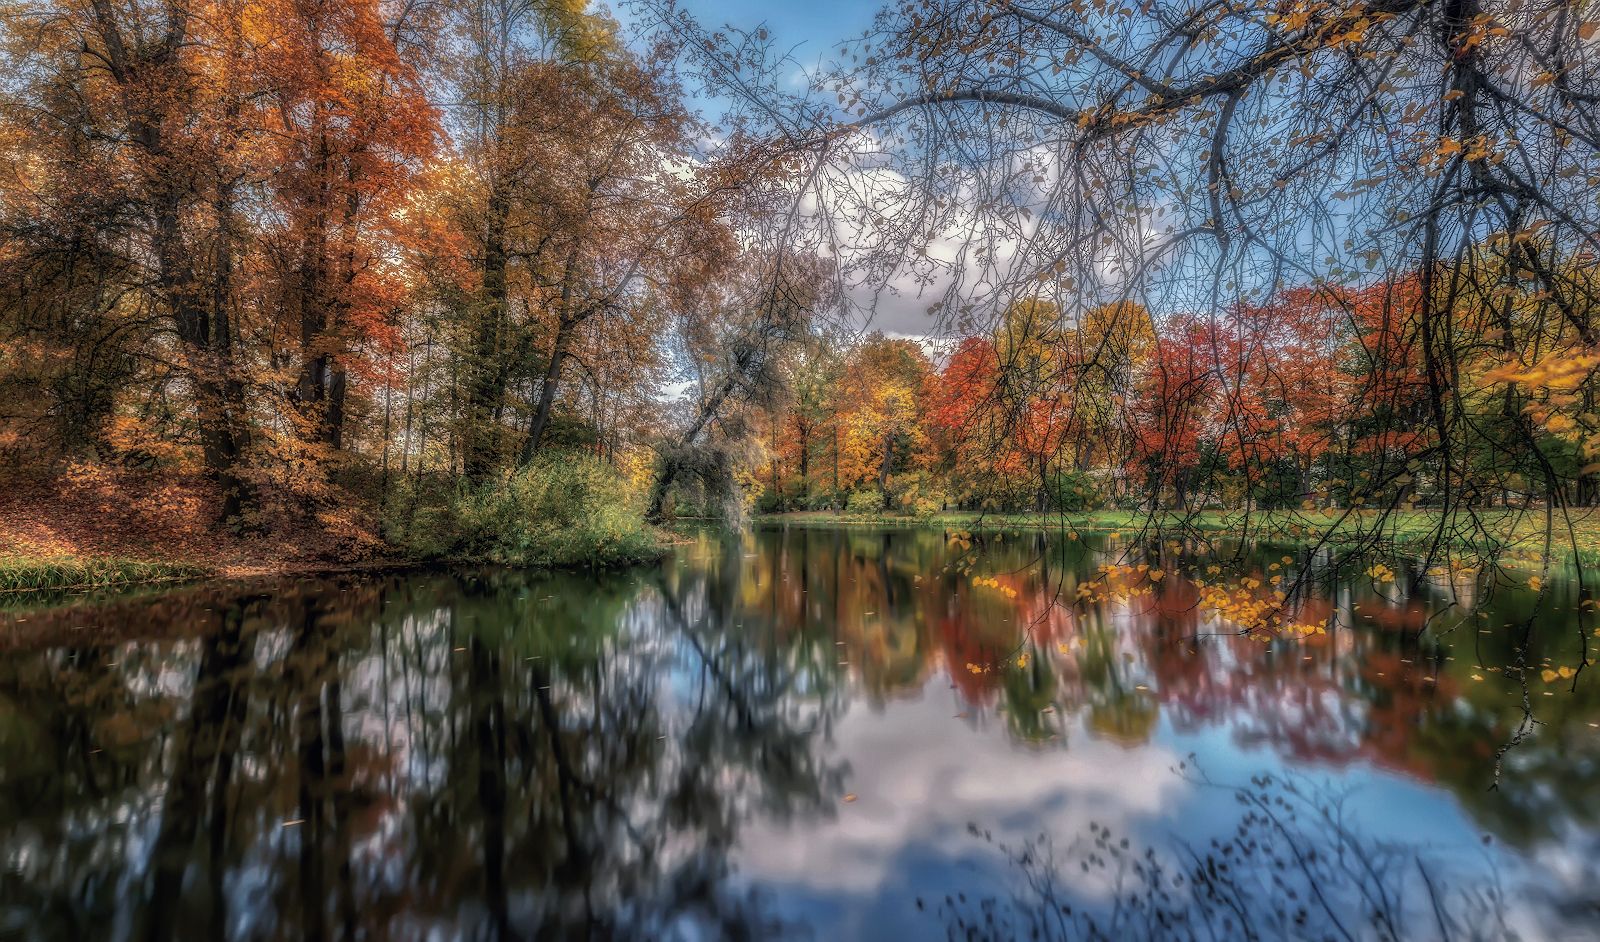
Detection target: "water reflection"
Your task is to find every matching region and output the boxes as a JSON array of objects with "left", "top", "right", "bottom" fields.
[
  {"left": 0, "top": 526, "right": 1594, "bottom": 939},
  {"left": 929, "top": 767, "right": 1519, "bottom": 942}
]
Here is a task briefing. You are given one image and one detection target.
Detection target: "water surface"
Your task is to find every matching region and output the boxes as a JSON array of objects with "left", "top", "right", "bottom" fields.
[{"left": 0, "top": 526, "right": 1596, "bottom": 940}]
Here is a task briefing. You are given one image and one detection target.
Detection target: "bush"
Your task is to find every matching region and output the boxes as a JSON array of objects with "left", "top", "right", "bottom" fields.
[
  {"left": 396, "top": 451, "right": 662, "bottom": 568},
  {"left": 804, "top": 489, "right": 843, "bottom": 511},
  {"left": 844, "top": 489, "right": 885, "bottom": 515},
  {"left": 1047, "top": 469, "right": 1104, "bottom": 512},
  {"left": 755, "top": 488, "right": 785, "bottom": 515},
  {"left": 889, "top": 471, "right": 948, "bottom": 517}
]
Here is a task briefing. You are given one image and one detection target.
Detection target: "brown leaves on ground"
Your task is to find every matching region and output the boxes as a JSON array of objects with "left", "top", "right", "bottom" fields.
[{"left": 0, "top": 462, "right": 388, "bottom": 576}]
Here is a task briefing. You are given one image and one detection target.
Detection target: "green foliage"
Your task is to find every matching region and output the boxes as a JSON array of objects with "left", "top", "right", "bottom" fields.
[
  {"left": 804, "top": 490, "right": 843, "bottom": 511},
  {"left": 397, "top": 451, "right": 662, "bottom": 568},
  {"left": 755, "top": 488, "right": 786, "bottom": 515},
  {"left": 844, "top": 489, "right": 884, "bottom": 515},
  {"left": 1046, "top": 469, "right": 1103, "bottom": 512},
  {"left": 889, "top": 471, "right": 948, "bottom": 517}
]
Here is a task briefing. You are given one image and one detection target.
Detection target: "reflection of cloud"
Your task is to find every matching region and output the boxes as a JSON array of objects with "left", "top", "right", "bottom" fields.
[{"left": 732, "top": 683, "right": 1185, "bottom": 899}]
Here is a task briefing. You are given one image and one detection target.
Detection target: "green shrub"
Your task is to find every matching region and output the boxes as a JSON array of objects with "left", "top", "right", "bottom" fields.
[
  {"left": 804, "top": 490, "right": 843, "bottom": 511},
  {"left": 755, "top": 488, "right": 786, "bottom": 515},
  {"left": 888, "top": 471, "right": 947, "bottom": 517},
  {"left": 844, "top": 489, "right": 884, "bottom": 515},
  {"left": 397, "top": 451, "right": 663, "bottom": 568},
  {"left": 1048, "top": 469, "right": 1104, "bottom": 512}
]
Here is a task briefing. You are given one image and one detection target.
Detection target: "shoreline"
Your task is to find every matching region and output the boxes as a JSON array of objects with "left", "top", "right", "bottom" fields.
[
  {"left": 754, "top": 508, "right": 1600, "bottom": 555},
  {"left": 9, "top": 506, "right": 1599, "bottom": 604},
  {"left": 0, "top": 538, "right": 674, "bottom": 604}
]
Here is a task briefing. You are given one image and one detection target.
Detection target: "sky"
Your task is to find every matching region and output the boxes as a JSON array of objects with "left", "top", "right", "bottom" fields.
[
  {"left": 611, "top": 1, "right": 1143, "bottom": 345},
  {"left": 657, "top": 0, "right": 874, "bottom": 61},
  {"left": 647, "top": 1, "right": 999, "bottom": 342}
]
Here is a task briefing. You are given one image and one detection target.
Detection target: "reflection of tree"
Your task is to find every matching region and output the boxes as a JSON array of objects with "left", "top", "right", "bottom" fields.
[
  {"left": 0, "top": 588, "right": 277, "bottom": 938},
  {"left": 998, "top": 650, "right": 1060, "bottom": 744},
  {"left": 0, "top": 563, "right": 845, "bottom": 939},
  {"left": 386, "top": 565, "right": 847, "bottom": 938},
  {"left": 1072, "top": 615, "right": 1157, "bottom": 747},
  {"left": 744, "top": 525, "right": 1598, "bottom": 847},
  {"left": 142, "top": 600, "right": 258, "bottom": 940}
]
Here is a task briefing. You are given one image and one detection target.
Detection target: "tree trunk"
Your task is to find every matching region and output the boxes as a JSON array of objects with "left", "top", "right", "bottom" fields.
[
  {"left": 522, "top": 315, "right": 574, "bottom": 463},
  {"left": 797, "top": 419, "right": 810, "bottom": 505},
  {"left": 119, "top": 16, "right": 252, "bottom": 521},
  {"left": 879, "top": 429, "right": 894, "bottom": 509},
  {"left": 463, "top": 188, "right": 510, "bottom": 480},
  {"left": 521, "top": 247, "right": 586, "bottom": 464},
  {"left": 832, "top": 425, "right": 840, "bottom": 506}
]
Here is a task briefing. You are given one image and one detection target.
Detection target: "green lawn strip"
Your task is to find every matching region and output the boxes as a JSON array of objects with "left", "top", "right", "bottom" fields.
[
  {"left": 754, "top": 509, "right": 1600, "bottom": 558},
  {"left": 0, "top": 556, "right": 210, "bottom": 595}
]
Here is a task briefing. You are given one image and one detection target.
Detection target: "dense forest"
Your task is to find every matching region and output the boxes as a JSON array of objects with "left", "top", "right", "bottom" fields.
[
  {"left": 0, "top": 0, "right": 823, "bottom": 573},
  {"left": 760, "top": 269, "right": 1600, "bottom": 518},
  {"left": 2, "top": 0, "right": 1599, "bottom": 580}
]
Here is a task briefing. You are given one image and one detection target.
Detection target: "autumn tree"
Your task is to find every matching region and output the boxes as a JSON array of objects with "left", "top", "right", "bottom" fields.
[
  {"left": 652, "top": 0, "right": 1600, "bottom": 551},
  {"left": 436, "top": 0, "right": 618, "bottom": 479},
  {"left": 1126, "top": 315, "right": 1219, "bottom": 510},
  {"left": 834, "top": 334, "right": 933, "bottom": 509},
  {"left": 0, "top": 0, "right": 265, "bottom": 516},
  {"left": 647, "top": 252, "right": 829, "bottom": 521},
  {"left": 256, "top": 0, "right": 436, "bottom": 469}
]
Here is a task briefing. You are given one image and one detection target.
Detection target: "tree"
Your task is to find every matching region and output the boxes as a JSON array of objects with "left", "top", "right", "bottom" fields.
[
  {"left": 835, "top": 335, "right": 933, "bottom": 509},
  {"left": 646, "top": 253, "right": 826, "bottom": 521},
  {"left": 1127, "top": 315, "right": 1219, "bottom": 510},
  {"left": 256, "top": 0, "right": 436, "bottom": 462},
  {"left": 0, "top": 0, "right": 271, "bottom": 517},
  {"left": 509, "top": 53, "right": 732, "bottom": 460}
]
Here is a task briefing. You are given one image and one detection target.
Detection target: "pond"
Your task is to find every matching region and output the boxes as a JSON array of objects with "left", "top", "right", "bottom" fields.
[{"left": 0, "top": 525, "right": 1595, "bottom": 940}]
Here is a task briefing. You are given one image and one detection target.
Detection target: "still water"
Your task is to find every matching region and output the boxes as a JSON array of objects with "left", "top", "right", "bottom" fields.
[{"left": 0, "top": 525, "right": 1596, "bottom": 941}]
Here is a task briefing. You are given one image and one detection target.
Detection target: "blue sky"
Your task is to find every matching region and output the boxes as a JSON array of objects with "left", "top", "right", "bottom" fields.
[
  {"left": 658, "top": 0, "right": 874, "bottom": 62},
  {"left": 616, "top": 0, "right": 962, "bottom": 340}
]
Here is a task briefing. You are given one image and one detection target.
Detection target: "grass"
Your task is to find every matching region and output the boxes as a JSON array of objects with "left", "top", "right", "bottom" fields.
[
  {"left": 0, "top": 555, "right": 209, "bottom": 595},
  {"left": 757, "top": 508, "right": 1600, "bottom": 556}
]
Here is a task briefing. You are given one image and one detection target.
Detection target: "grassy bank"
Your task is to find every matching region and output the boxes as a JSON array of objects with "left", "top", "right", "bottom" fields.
[
  {"left": 756, "top": 508, "right": 1600, "bottom": 555},
  {"left": 0, "top": 555, "right": 209, "bottom": 595},
  {"left": 0, "top": 454, "right": 668, "bottom": 604}
]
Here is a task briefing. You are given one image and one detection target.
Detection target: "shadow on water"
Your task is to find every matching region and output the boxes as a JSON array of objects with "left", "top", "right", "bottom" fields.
[{"left": 0, "top": 526, "right": 1594, "bottom": 939}]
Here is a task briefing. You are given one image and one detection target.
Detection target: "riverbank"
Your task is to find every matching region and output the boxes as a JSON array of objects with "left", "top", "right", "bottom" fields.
[
  {"left": 0, "top": 463, "right": 669, "bottom": 598},
  {"left": 0, "top": 533, "right": 670, "bottom": 598},
  {"left": 756, "top": 508, "right": 1600, "bottom": 556}
]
